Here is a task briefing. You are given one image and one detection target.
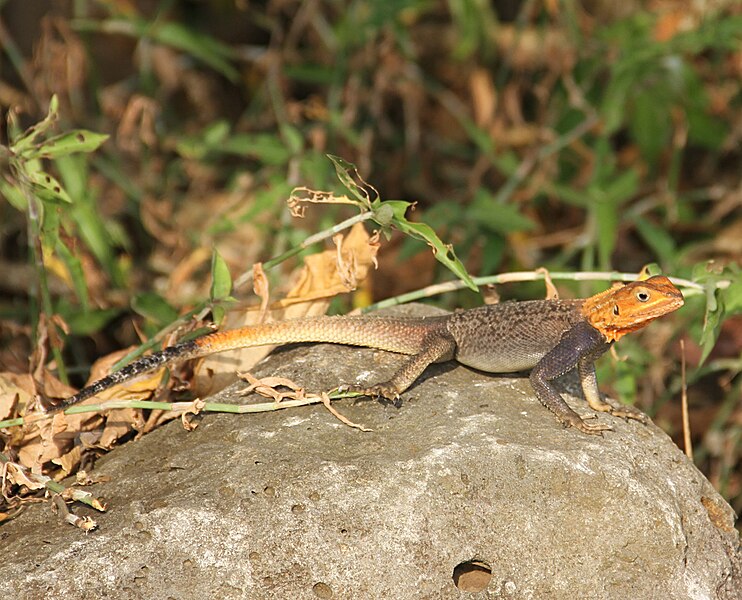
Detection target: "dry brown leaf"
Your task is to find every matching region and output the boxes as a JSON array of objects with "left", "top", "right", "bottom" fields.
[
  {"left": 18, "top": 412, "right": 77, "bottom": 473},
  {"left": 13, "top": 368, "right": 84, "bottom": 473},
  {"left": 284, "top": 223, "right": 377, "bottom": 302},
  {"left": 141, "top": 410, "right": 177, "bottom": 434},
  {"left": 495, "top": 25, "right": 575, "bottom": 73},
  {"left": 535, "top": 267, "right": 559, "bottom": 300},
  {"left": 139, "top": 398, "right": 205, "bottom": 434},
  {"left": 52, "top": 444, "right": 83, "bottom": 478},
  {"left": 253, "top": 262, "right": 270, "bottom": 318},
  {"left": 470, "top": 68, "right": 497, "bottom": 128},
  {"left": 193, "top": 223, "right": 377, "bottom": 396},
  {"left": 319, "top": 392, "right": 372, "bottom": 432},
  {"left": 287, "top": 188, "right": 359, "bottom": 217},
  {"left": 179, "top": 399, "right": 206, "bottom": 431},
  {"left": 4, "top": 461, "right": 49, "bottom": 491},
  {"left": 237, "top": 372, "right": 306, "bottom": 402},
  {"left": 0, "top": 372, "right": 35, "bottom": 420},
  {"left": 98, "top": 408, "right": 145, "bottom": 450},
  {"left": 117, "top": 94, "right": 160, "bottom": 153}
]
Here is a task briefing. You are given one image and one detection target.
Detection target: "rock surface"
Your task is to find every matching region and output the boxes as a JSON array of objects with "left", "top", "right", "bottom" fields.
[{"left": 1, "top": 306, "right": 740, "bottom": 599}]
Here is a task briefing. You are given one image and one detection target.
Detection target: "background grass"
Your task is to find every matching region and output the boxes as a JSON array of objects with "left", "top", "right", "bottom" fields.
[{"left": 0, "top": 0, "right": 740, "bottom": 522}]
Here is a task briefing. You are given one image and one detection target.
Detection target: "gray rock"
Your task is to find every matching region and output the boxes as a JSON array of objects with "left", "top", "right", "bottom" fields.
[{"left": 1, "top": 306, "right": 739, "bottom": 599}]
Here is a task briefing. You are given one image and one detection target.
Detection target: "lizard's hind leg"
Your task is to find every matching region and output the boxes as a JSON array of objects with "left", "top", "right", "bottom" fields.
[{"left": 343, "top": 332, "right": 457, "bottom": 402}]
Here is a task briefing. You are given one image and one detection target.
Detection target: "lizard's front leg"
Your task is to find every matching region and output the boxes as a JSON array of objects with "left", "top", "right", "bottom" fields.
[
  {"left": 343, "top": 332, "right": 457, "bottom": 401},
  {"left": 578, "top": 357, "right": 647, "bottom": 423},
  {"left": 529, "top": 322, "right": 612, "bottom": 435}
]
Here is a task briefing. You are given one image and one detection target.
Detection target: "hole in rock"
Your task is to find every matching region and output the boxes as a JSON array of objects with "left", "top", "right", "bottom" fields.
[
  {"left": 312, "top": 581, "right": 333, "bottom": 598},
  {"left": 452, "top": 559, "right": 493, "bottom": 592}
]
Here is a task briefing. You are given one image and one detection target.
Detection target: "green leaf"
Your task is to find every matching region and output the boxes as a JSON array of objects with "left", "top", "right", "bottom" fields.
[
  {"left": 55, "top": 238, "right": 89, "bottom": 311},
  {"left": 131, "top": 292, "right": 179, "bottom": 326},
  {"left": 11, "top": 95, "right": 59, "bottom": 153},
  {"left": 722, "top": 276, "right": 742, "bottom": 314},
  {"left": 40, "top": 200, "right": 61, "bottom": 255},
  {"left": 629, "top": 88, "right": 671, "bottom": 162},
  {"left": 222, "top": 133, "right": 292, "bottom": 165},
  {"left": 480, "top": 235, "right": 506, "bottom": 275},
  {"left": 690, "top": 263, "right": 741, "bottom": 365},
  {"left": 63, "top": 307, "right": 122, "bottom": 337},
  {"left": 209, "top": 248, "right": 233, "bottom": 302},
  {"left": 596, "top": 202, "right": 618, "bottom": 269},
  {"left": 204, "top": 120, "right": 230, "bottom": 146},
  {"left": 601, "top": 66, "right": 636, "bottom": 134},
  {"left": 280, "top": 123, "right": 304, "bottom": 155},
  {"left": 382, "top": 200, "right": 477, "bottom": 291},
  {"left": 698, "top": 286, "right": 723, "bottom": 365},
  {"left": 283, "top": 64, "right": 339, "bottom": 85},
  {"left": 633, "top": 216, "right": 677, "bottom": 267},
  {"left": 154, "top": 21, "right": 239, "bottom": 82},
  {"left": 29, "top": 170, "right": 72, "bottom": 203},
  {"left": 55, "top": 154, "right": 124, "bottom": 285},
  {"left": 31, "top": 130, "right": 109, "bottom": 160},
  {"left": 686, "top": 107, "right": 727, "bottom": 150},
  {"left": 466, "top": 189, "right": 536, "bottom": 234},
  {"left": 0, "top": 177, "right": 28, "bottom": 210},
  {"left": 545, "top": 182, "right": 588, "bottom": 207},
  {"left": 604, "top": 167, "right": 640, "bottom": 203},
  {"left": 209, "top": 248, "right": 232, "bottom": 323}
]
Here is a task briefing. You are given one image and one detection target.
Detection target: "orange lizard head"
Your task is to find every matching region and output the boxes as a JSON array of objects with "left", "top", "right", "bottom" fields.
[{"left": 581, "top": 275, "right": 684, "bottom": 342}]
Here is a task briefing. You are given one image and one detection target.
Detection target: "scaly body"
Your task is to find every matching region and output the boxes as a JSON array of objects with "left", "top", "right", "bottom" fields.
[{"left": 49, "top": 276, "right": 684, "bottom": 434}]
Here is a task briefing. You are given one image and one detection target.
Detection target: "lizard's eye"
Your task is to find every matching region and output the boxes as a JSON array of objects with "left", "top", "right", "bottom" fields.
[
  {"left": 636, "top": 290, "right": 650, "bottom": 302},
  {"left": 613, "top": 305, "right": 619, "bottom": 316}
]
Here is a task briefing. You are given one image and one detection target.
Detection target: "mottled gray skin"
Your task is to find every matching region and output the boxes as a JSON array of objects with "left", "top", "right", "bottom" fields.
[{"left": 446, "top": 300, "right": 587, "bottom": 372}]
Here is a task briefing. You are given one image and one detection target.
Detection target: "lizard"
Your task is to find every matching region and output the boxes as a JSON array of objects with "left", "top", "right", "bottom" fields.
[{"left": 45, "top": 275, "right": 684, "bottom": 434}]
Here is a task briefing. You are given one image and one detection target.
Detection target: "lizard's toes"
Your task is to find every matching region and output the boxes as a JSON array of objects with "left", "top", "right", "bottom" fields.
[
  {"left": 343, "top": 383, "right": 400, "bottom": 403},
  {"left": 577, "top": 421, "right": 612, "bottom": 435},
  {"left": 566, "top": 414, "right": 612, "bottom": 435},
  {"left": 609, "top": 406, "right": 648, "bottom": 424}
]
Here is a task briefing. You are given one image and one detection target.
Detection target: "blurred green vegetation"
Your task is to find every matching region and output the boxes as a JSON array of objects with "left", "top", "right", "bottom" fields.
[{"left": 0, "top": 1, "right": 740, "bottom": 517}]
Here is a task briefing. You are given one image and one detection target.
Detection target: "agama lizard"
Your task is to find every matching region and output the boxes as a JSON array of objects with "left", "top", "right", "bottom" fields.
[{"left": 47, "top": 276, "right": 683, "bottom": 434}]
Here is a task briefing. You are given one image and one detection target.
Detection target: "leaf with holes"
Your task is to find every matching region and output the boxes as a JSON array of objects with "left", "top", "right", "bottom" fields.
[
  {"left": 30, "top": 130, "right": 109, "bottom": 160},
  {"left": 29, "top": 170, "right": 72, "bottom": 204}
]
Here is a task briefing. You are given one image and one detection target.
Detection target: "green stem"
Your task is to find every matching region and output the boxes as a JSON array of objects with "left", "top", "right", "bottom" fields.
[{"left": 364, "top": 270, "right": 707, "bottom": 312}]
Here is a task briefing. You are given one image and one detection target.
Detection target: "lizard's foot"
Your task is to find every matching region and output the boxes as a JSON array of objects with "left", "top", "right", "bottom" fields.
[
  {"left": 562, "top": 413, "right": 612, "bottom": 435},
  {"left": 339, "top": 383, "right": 401, "bottom": 403},
  {"left": 586, "top": 397, "right": 648, "bottom": 424}
]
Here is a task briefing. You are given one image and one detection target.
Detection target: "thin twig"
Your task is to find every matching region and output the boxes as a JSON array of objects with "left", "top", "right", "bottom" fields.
[
  {"left": 0, "top": 391, "right": 358, "bottom": 428},
  {"left": 680, "top": 339, "right": 693, "bottom": 461}
]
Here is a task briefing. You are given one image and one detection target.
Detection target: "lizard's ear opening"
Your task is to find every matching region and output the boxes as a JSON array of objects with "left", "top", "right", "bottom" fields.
[{"left": 613, "top": 304, "right": 620, "bottom": 316}]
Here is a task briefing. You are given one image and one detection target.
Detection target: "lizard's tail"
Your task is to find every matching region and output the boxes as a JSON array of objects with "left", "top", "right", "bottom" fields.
[{"left": 49, "top": 315, "right": 440, "bottom": 413}]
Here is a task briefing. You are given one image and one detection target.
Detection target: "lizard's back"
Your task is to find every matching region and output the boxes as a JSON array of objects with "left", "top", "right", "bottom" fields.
[{"left": 445, "top": 299, "right": 585, "bottom": 373}]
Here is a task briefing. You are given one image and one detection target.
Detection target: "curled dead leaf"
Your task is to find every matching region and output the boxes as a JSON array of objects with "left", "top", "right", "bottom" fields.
[{"left": 193, "top": 223, "right": 377, "bottom": 396}]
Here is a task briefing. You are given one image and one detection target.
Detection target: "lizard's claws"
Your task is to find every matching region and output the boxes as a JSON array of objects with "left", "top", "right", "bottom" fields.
[
  {"left": 340, "top": 383, "right": 401, "bottom": 404},
  {"left": 606, "top": 404, "right": 648, "bottom": 424},
  {"left": 564, "top": 413, "right": 612, "bottom": 435},
  {"left": 587, "top": 398, "right": 649, "bottom": 424}
]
